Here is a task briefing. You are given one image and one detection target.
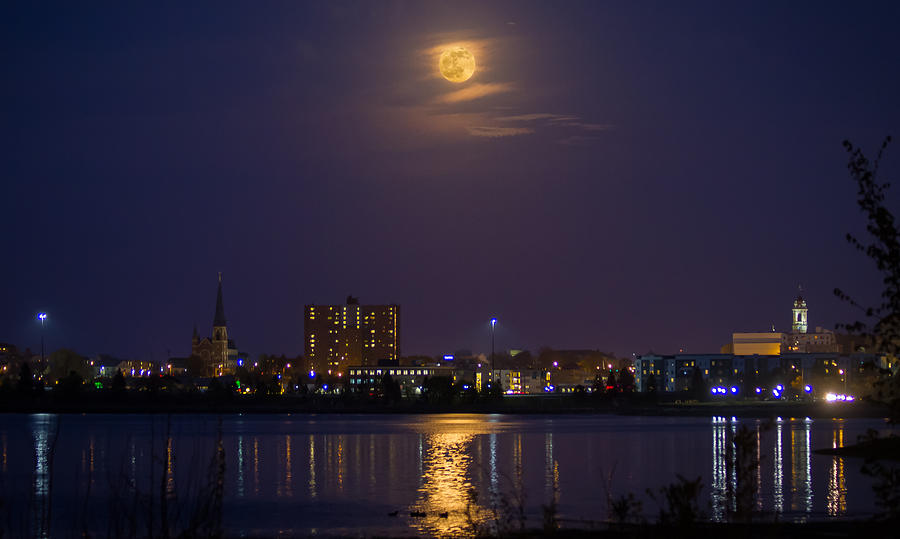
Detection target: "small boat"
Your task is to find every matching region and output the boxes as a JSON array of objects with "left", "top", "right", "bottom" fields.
[{"left": 409, "top": 511, "right": 427, "bottom": 518}]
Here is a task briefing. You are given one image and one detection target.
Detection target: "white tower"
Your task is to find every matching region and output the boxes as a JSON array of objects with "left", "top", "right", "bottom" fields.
[{"left": 792, "top": 295, "right": 808, "bottom": 334}]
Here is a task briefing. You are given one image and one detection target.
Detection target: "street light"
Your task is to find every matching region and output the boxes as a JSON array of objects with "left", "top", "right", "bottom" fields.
[
  {"left": 37, "top": 312, "right": 47, "bottom": 366},
  {"left": 490, "top": 318, "right": 497, "bottom": 388}
]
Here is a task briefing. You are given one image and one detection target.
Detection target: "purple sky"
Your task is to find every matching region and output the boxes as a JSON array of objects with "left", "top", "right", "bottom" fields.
[{"left": 3, "top": 1, "right": 899, "bottom": 361}]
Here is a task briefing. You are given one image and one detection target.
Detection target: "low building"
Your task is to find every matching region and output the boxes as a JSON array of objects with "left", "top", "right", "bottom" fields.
[
  {"left": 634, "top": 352, "right": 880, "bottom": 396},
  {"left": 117, "top": 359, "right": 157, "bottom": 377},
  {"left": 732, "top": 333, "right": 783, "bottom": 355},
  {"left": 347, "top": 364, "right": 456, "bottom": 397},
  {"left": 494, "top": 369, "right": 549, "bottom": 394},
  {"left": 548, "top": 367, "right": 594, "bottom": 392}
]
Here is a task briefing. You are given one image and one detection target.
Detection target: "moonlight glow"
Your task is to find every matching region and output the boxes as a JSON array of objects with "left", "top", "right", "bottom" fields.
[{"left": 439, "top": 47, "right": 476, "bottom": 83}]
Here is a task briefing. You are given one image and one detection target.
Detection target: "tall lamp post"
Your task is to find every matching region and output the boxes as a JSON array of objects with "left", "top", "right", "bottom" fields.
[
  {"left": 490, "top": 317, "right": 497, "bottom": 389},
  {"left": 37, "top": 313, "right": 47, "bottom": 379},
  {"left": 37, "top": 312, "right": 47, "bottom": 362}
]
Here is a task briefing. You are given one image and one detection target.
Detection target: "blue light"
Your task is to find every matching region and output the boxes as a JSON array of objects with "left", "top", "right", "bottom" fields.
[
  {"left": 711, "top": 387, "right": 717, "bottom": 395},
  {"left": 730, "top": 386, "right": 738, "bottom": 394},
  {"left": 804, "top": 384, "right": 812, "bottom": 393},
  {"left": 755, "top": 387, "right": 762, "bottom": 394},
  {"left": 323, "top": 384, "right": 328, "bottom": 390},
  {"left": 776, "top": 384, "right": 784, "bottom": 391},
  {"left": 237, "top": 359, "right": 243, "bottom": 367},
  {"left": 37, "top": 312, "right": 47, "bottom": 321},
  {"left": 490, "top": 318, "right": 497, "bottom": 327},
  {"left": 309, "top": 370, "right": 315, "bottom": 378},
  {"left": 443, "top": 355, "right": 454, "bottom": 361}
]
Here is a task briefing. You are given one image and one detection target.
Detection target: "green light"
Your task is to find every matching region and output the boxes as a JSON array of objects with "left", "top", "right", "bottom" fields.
[
  {"left": 95, "top": 382, "right": 103, "bottom": 389},
  {"left": 236, "top": 380, "right": 241, "bottom": 388}
]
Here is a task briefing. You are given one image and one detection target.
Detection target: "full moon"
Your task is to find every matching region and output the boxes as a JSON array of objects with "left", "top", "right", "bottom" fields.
[{"left": 439, "top": 47, "right": 476, "bottom": 83}]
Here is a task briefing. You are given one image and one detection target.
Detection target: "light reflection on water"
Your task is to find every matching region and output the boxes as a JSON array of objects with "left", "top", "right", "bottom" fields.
[
  {"left": 0, "top": 413, "right": 883, "bottom": 536},
  {"left": 411, "top": 431, "right": 476, "bottom": 535},
  {"left": 827, "top": 426, "right": 847, "bottom": 515},
  {"left": 710, "top": 416, "right": 822, "bottom": 522}
]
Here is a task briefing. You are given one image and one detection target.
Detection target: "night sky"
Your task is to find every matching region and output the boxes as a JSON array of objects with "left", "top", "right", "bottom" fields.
[{"left": 3, "top": 1, "right": 900, "bottom": 361}]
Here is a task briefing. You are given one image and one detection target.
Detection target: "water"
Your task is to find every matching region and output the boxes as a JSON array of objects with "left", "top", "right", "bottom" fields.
[{"left": 0, "top": 413, "right": 887, "bottom": 537}]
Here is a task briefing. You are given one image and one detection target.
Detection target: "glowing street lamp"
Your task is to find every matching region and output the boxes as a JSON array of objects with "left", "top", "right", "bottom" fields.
[
  {"left": 490, "top": 317, "right": 497, "bottom": 388},
  {"left": 37, "top": 312, "right": 48, "bottom": 366}
]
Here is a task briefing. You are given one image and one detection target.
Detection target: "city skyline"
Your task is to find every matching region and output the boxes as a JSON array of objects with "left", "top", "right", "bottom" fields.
[
  {"left": 3, "top": 1, "right": 900, "bottom": 361},
  {"left": 7, "top": 276, "right": 854, "bottom": 362}
]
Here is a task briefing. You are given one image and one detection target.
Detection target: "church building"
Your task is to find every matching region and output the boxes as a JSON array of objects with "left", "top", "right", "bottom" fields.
[{"left": 191, "top": 273, "right": 239, "bottom": 376}]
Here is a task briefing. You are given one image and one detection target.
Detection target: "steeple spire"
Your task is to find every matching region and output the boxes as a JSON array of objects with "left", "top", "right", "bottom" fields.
[{"left": 213, "top": 272, "right": 227, "bottom": 327}]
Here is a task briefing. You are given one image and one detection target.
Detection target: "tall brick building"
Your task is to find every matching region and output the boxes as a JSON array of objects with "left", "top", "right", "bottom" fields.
[{"left": 304, "top": 296, "right": 399, "bottom": 373}]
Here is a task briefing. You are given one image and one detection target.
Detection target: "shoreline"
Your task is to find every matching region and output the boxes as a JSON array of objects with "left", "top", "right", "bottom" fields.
[{"left": 0, "top": 396, "right": 890, "bottom": 419}]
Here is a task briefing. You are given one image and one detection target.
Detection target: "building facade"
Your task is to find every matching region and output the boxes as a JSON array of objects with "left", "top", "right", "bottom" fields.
[
  {"left": 633, "top": 351, "right": 877, "bottom": 396},
  {"left": 732, "top": 294, "right": 839, "bottom": 355},
  {"left": 347, "top": 364, "right": 453, "bottom": 396},
  {"left": 495, "top": 369, "right": 550, "bottom": 394},
  {"left": 191, "top": 274, "right": 238, "bottom": 377},
  {"left": 304, "top": 296, "right": 400, "bottom": 374}
]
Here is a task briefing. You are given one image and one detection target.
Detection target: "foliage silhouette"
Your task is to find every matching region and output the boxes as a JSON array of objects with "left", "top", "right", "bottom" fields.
[{"left": 834, "top": 136, "right": 900, "bottom": 421}]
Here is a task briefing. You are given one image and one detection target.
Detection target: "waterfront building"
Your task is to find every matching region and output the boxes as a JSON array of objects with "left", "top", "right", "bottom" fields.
[
  {"left": 304, "top": 296, "right": 400, "bottom": 374},
  {"left": 633, "top": 351, "right": 877, "bottom": 396},
  {"left": 191, "top": 273, "right": 239, "bottom": 377},
  {"left": 494, "top": 369, "right": 549, "bottom": 394},
  {"left": 347, "top": 364, "right": 454, "bottom": 397}
]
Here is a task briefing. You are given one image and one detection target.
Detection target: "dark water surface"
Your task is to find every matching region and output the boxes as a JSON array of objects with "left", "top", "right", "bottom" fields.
[{"left": 0, "top": 413, "right": 889, "bottom": 537}]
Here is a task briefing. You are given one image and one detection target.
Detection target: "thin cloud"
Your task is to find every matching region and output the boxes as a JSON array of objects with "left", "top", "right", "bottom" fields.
[
  {"left": 467, "top": 126, "right": 534, "bottom": 138},
  {"left": 436, "top": 82, "right": 513, "bottom": 104},
  {"left": 546, "top": 115, "right": 580, "bottom": 124},
  {"left": 496, "top": 113, "right": 570, "bottom": 122}
]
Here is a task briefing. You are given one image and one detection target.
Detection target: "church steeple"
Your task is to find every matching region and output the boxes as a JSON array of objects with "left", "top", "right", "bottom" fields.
[
  {"left": 213, "top": 272, "right": 228, "bottom": 342},
  {"left": 792, "top": 291, "right": 808, "bottom": 334}
]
